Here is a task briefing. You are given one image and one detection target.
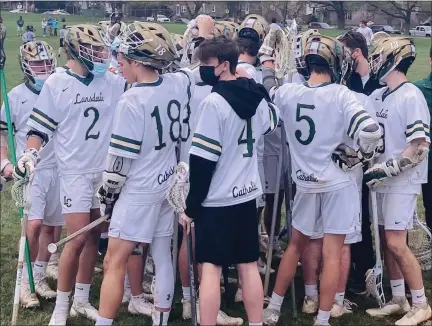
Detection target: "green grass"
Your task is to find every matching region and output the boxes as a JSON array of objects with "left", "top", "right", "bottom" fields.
[{"left": 1, "top": 11, "right": 431, "bottom": 326}]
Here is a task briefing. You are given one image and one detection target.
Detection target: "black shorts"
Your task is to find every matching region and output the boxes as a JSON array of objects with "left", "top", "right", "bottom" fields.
[
  {"left": 195, "top": 199, "right": 259, "bottom": 266},
  {"left": 59, "top": 38, "right": 64, "bottom": 47}
]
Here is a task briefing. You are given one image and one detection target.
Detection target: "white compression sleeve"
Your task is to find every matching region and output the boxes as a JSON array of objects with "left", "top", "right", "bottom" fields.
[{"left": 151, "top": 236, "right": 174, "bottom": 309}]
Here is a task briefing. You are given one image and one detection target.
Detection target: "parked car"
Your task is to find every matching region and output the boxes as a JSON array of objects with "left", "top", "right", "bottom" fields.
[
  {"left": 409, "top": 25, "right": 431, "bottom": 37},
  {"left": 370, "top": 25, "right": 401, "bottom": 34},
  {"left": 156, "top": 14, "right": 170, "bottom": 23},
  {"left": 52, "top": 10, "right": 70, "bottom": 15},
  {"left": 9, "top": 8, "right": 27, "bottom": 13},
  {"left": 308, "top": 22, "right": 334, "bottom": 29},
  {"left": 146, "top": 16, "right": 155, "bottom": 22}
]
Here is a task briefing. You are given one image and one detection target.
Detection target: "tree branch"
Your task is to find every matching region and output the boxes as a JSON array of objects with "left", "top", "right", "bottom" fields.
[{"left": 368, "top": 2, "right": 406, "bottom": 19}]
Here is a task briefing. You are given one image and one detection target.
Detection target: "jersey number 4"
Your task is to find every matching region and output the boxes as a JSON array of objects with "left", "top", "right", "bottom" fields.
[
  {"left": 295, "top": 104, "right": 315, "bottom": 145},
  {"left": 238, "top": 118, "right": 255, "bottom": 157},
  {"left": 84, "top": 107, "right": 100, "bottom": 140}
]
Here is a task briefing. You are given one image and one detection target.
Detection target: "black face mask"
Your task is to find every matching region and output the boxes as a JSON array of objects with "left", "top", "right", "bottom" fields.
[{"left": 199, "top": 65, "right": 221, "bottom": 86}]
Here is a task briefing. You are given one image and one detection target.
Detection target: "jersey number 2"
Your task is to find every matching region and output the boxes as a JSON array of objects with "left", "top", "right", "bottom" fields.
[
  {"left": 295, "top": 104, "right": 315, "bottom": 145},
  {"left": 84, "top": 107, "right": 100, "bottom": 140},
  {"left": 238, "top": 118, "right": 255, "bottom": 157}
]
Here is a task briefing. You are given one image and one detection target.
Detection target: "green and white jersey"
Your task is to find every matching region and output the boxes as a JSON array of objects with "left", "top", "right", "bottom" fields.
[
  {"left": 109, "top": 70, "right": 194, "bottom": 201},
  {"left": 273, "top": 82, "right": 376, "bottom": 193},
  {"left": 190, "top": 93, "right": 279, "bottom": 207},
  {"left": 27, "top": 70, "right": 126, "bottom": 175},
  {"left": 1, "top": 82, "right": 56, "bottom": 169},
  {"left": 369, "top": 82, "right": 430, "bottom": 192}
]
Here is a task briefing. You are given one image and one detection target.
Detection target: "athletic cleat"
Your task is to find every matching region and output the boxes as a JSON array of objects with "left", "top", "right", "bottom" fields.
[
  {"left": 70, "top": 300, "right": 99, "bottom": 321},
  {"left": 313, "top": 320, "right": 331, "bottom": 326},
  {"left": 196, "top": 303, "right": 243, "bottom": 325},
  {"left": 128, "top": 295, "right": 153, "bottom": 317},
  {"left": 302, "top": 296, "right": 319, "bottom": 314},
  {"left": 366, "top": 298, "right": 410, "bottom": 317},
  {"left": 263, "top": 307, "right": 280, "bottom": 326},
  {"left": 20, "top": 279, "right": 40, "bottom": 308},
  {"left": 395, "top": 303, "right": 431, "bottom": 326},
  {"left": 48, "top": 307, "right": 69, "bottom": 326},
  {"left": 122, "top": 287, "right": 131, "bottom": 303},
  {"left": 46, "top": 261, "right": 59, "bottom": 280},
  {"left": 235, "top": 288, "right": 243, "bottom": 303},
  {"left": 35, "top": 278, "right": 57, "bottom": 299},
  {"left": 94, "top": 266, "right": 103, "bottom": 273},
  {"left": 182, "top": 298, "right": 192, "bottom": 320},
  {"left": 330, "top": 299, "right": 357, "bottom": 317}
]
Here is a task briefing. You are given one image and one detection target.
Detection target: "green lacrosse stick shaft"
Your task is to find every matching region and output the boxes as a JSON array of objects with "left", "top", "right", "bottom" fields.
[{"left": 0, "top": 68, "right": 36, "bottom": 293}]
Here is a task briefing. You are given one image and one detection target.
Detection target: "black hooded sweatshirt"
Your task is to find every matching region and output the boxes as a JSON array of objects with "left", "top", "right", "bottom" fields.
[{"left": 185, "top": 78, "right": 271, "bottom": 219}]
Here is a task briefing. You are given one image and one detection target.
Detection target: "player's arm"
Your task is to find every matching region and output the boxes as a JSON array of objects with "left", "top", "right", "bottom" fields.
[
  {"left": 258, "top": 29, "right": 279, "bottom": 95},
  {"left": 365, "top": 94, "right": 431, "bottom": 188},
  {"left": 185, "top": 98, "right": 222, "bottom": 219}
]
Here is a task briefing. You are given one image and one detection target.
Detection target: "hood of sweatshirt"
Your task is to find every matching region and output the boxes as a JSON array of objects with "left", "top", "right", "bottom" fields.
[{"left": 211, "top": 77, "right": 271, "bottom": 120}]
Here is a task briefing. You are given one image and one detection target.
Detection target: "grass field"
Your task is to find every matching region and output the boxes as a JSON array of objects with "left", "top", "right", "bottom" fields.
[{"left": 1, "top": 11, "right": 431, "bottom": 326}]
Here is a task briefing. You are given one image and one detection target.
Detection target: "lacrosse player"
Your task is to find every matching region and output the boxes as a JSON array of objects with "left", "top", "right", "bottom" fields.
[
  {"left": 14, "top": 25, "right": 127, "bottom": 325},
  {"left": 181, "top": 36, "right": 280, "bottom": 326},
  {"left": 259, "top": 32, "right": 381, "bottom": 326},
  {"left": 364, "top": 37, "right": 431, "bottom": 325},
  {"left": 1, "top": 40, "right": 61, "bottom": 308},
  {"left": 95, "top": 21, "right": 209, "bottom": 326}
]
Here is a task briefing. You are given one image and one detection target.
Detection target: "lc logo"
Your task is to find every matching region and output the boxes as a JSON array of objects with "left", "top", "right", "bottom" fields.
[{"left": 63, "top": 196, "right": 72, "bottom": 208}]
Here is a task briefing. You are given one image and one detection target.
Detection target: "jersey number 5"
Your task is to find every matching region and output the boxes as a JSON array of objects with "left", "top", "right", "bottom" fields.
[
  {"left": 295, "top": 104, "right": 315, "bottom": 145},
  {"left": 238, "top": 118, "right": 255, "bottom": 157},
  {"left": 84, "top": 107, "right": 100, "bottom": 140}
]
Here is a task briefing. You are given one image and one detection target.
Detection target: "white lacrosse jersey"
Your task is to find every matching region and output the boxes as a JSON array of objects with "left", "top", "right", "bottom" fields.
[
  {"left": 189, "top": 93, "right": 280, "bottom": 207},
  {"left": 109, "top": 70, "right": 195, "bottom": 201},
  {"left": 273, "top": 82, "right": 377, "bottom": 192},
  {"left": 1, "top": 82, "right": 56, "bottom": 169},
  {"left": 28, "top": 69, "right": 127, "bottom": 175},
  {"left": 369, "top": 82, "right": 430, "bottom": 193}
]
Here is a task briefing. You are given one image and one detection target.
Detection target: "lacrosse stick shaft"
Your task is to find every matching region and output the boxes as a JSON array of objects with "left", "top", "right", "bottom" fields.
[
  {"left": 263, "top": 126, "right": 284, "bottom": 297},
  {"left": 281, "top": 123, "right": 297, "bottom": 317},
  {"left": 48, "top": 215, "right": 108, "bottom": 253},
  {"left": 187, "top": 231, "right": 197, "bottom": 326},
  {"left": 370, "top": 190, "right": 382, "bottom": 268},
  {"left": 172, "top": 213, "right": 179, "bottom": 282},
  {"left": 1, "top": 69, "right": 36, "bottom": 300}
]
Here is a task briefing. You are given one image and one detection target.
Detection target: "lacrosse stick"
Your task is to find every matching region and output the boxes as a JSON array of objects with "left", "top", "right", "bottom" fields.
[
  {"left": 409, "top": 212, "right": 432, "bottom": 271},
  {"left": 263, "top": 126, "right": 284, "bottom": 302},
  {"left": 1, "top": 33, "right": 36, "bottom": 325},
  {"left": 274, "top": 19, "right": 297, "bottom": 80},
  {"left": 280, "top": 122, "right": 297, "bottom": 317},
  {"left": 47, "top": 214, "right": 110, "bottom": 254},
  {"left": 166, "top": 162, "right": 197, "bottom": 326},
  {"left": 366, "top": 171, "right": 386, "bottom": 308}
]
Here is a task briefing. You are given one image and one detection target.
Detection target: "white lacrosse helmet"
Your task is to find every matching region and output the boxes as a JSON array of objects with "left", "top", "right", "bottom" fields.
[{"left": 295, "top": 29, "right": 320, "bottom": 79}]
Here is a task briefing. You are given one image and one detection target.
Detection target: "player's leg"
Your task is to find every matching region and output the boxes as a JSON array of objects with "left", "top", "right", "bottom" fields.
[
  {"left": 264, "top": 191, "right": 284, "bottom": 258},
  {"left": 200, "top": 263, "right": 223, "bottom": 324},
  {"left": 179, "top": 225, "right": 195, "bottom": 320},
  {"left": 301, "top": 238, "right": 322, "bottom": 314},
  {"left": 34, "top": 225, "right": 57, "bottom": 299}
]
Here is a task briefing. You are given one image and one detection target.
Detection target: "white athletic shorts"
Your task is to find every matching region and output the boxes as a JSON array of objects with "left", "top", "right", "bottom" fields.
[
  {"left": 59, "top": 172, "right": 102, "bottom": 214},
  {"left": 26, "top": 167, "right": 64, "bottom": 226},
  {"left": 108, "top": 193, "right": 174, "bottom": 243},
  {"left": 256, "top": 160, "right": 266, "bottom": 208},
  {"left": 263, "top": 155, "right": 284, "bottom": 194},
  {"left": 373, "top": 192, "right": 416, "bottom": 230},
  {"left": 292, "top": 183, "right": 359, "bottom": 237}
]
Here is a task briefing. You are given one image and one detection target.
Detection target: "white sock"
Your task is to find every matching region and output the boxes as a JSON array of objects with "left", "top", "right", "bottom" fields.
[
  {"left": 411, "top": 288, "right": 427, "bottom": 305},
  {"left": 335, "top": 292, "right": 345, "bottom": 305},
  {"left": 55, "top": 290, "right": 71, "bottom": 309},
  {"left": 100, "top": 232, "right": 109, "bottom": 239},
  {"left": 131, "top": 293, "right": 144, "bottom": 301},
  {"left": 49, "top": 253, "right": 60, "bottom": 263},
  {"left": 316, "top": 309, "right": 330, "bottom": 325},
  {"left": 390, "top": 279, "right": 405, "bottom": 298},
  {"left": 73, "top": 283, "right": 90, "bottom": 304},
  {"left": 33, "top": 260, "right": 48, "bottom": 279},
  {"left": 305, "top": 284, "right": 318, "bottom": 300},
  {"left": 153, "top": 310, "right": 170, "bottom": 326},
  {"left": 182, "top": 286, "right": 191, "bottom": 300},
  {"left": 267, "top": 292, "right": 284, "bottom": 312},
  {"left": 95, "top": 316, "right": 113, "bottom": 326}
]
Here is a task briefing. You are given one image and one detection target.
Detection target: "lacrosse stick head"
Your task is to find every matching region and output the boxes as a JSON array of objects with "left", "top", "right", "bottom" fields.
[
  {"left": 166, "top": 162, "right": 190, "bottom": 214},
  {"left": 409, "top": 216, "right": 432, "bottom": 271},
  {"left": 11, "top": 175, "right": 31, "bottom": 208},
  {"left": 365, "top": 267, "right": 386, "bottom": 307}
]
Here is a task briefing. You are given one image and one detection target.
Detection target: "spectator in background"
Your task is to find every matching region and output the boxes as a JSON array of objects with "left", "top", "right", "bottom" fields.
[
  {"left": 17, "top": 16, "right": 24, "bottom": 36},
  {"left": 61, "top": 16, "right": 66, "bottom": 23},
  {"left": 58, "top": 24, "right": 66, "bottom": 57},
  {"left": 357, "top": 19, "right": 373, "bottom": 46},
  {"left": 41, "top": 17, "right": 47, "bottom": 37},
  {"left": 0, "top": 16, "right": 6, "bottom": 39},
  {"left": 53, "top": 18, "right": 59, "bottom": 36},
  {"left": 47, "top": 15, "right": 53, "bottom": 36},
  {"left": 414, "top": 47, "right": 432, "bottom": 231},
  {"left": 22, "top": 25, "right": 35, "bottom": 44},
  {"left": 269, "top": 17, "right": 281, "bottom": 31}
]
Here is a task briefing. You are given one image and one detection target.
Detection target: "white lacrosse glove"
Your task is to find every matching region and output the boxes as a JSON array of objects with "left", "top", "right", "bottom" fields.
[
  {"left": 13, "top": 148, "right": 40, "bottom": 181},
  {"left": 258, "top": 28, "right": 278, "bottom": 64},
  {"left": 357, "top": 128, "right": 382, "bottom": 161},
  {"left": 96, "top": 170, "right": 126, "bottom": 219},
  {"left": 332, "top": 144, "right": 364, "bottom": 171}
]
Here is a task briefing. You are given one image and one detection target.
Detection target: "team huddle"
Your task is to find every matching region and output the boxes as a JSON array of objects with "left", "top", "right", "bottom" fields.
[{"left": 0, "top": 12, "right": 430, "bottom": 326}]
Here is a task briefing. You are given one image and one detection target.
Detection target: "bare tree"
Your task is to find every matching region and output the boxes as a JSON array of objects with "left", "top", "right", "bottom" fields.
[
  {"left": 366, "top": 1, "right": 431, "bottom": 30},
  {"left": 185, "top": 1, "right": 204, "bottom": 19},
  {"left": 311, "top": 1, "right": 347, "bottom": 29},
  {"left": 261, "top": 1, "right": 305, "bottom": 24}
]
